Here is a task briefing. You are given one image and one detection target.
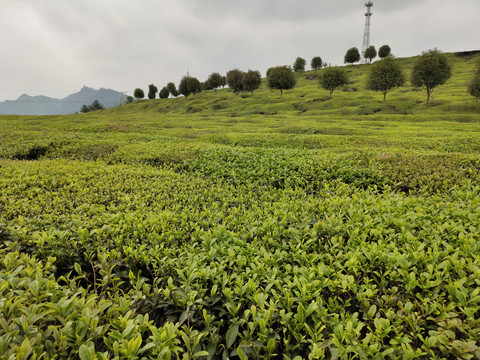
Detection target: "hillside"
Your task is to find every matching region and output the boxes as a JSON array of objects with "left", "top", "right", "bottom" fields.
[
  {"left": 1, "top": 53, "right": 480, "bottom": 359},
  {"left": 0, "top": 86, "right": 125, "bottom": 115}
]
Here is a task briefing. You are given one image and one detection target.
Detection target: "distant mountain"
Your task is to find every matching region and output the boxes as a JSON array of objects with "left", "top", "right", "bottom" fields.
[{"left": 0, "top": 86, "right": 125, "bottom": 115}]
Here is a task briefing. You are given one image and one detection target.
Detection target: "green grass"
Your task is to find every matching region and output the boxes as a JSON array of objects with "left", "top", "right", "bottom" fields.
[{"left": 1, "top": 53, "right": 480, "bottom": 359}]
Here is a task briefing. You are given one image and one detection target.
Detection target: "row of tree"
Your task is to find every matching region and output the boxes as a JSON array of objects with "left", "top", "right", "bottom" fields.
[
  {"left": 321, "top": 49, "right": 454, "bottom": 105},
  {"left": 133, "top": 48, "right": 480, "bottom": 104},
  {"left": 132, "top": 44, "right": 395, "bottom": 101},
  {"left": 291, "top": 45, "right": 392, "bottom": 74}
]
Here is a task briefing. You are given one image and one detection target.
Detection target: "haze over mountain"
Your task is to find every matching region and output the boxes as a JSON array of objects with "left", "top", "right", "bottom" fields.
[{"left": 0, "top": 86, "right": 125, "bottom": 115}]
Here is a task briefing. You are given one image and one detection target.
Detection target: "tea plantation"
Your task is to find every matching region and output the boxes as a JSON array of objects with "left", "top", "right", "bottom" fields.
[{"left": 1, "top": 53, "right": 480, "bottom": 359}]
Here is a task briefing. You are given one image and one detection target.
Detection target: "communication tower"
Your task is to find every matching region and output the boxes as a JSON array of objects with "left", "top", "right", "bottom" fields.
[{"left": 362, "top": 1, "right": 373, "bottom": 63}]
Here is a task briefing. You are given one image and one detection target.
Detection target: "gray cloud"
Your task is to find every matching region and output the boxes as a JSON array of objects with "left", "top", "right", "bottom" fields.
[{"left": 1, "top": 0, "right": 479, "bottom": 102}]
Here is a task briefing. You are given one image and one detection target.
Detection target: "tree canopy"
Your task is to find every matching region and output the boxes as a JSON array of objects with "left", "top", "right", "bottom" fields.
[
  {"left": 293, "top": 57, "right": 306, "bottom": 73},
  {"left": 159, "top": 87, "right": 170, "bottom": 99},
  {"left": 226, "top": 69, "right": 245, "bottom": 95},
  {"left": 80, "top": 100, "right": 104, "bottom": 113},
  {"left": 364, "top": 46, "right": 377, "bottom": 63},
  {"left": 468, "top": 66, "right": 480, "bottom": 101},
  {"left": 179, "top": 76, "right": 202, "bottom": 97},
  {"left": 267, "top": 66, "right": 296, "bottom": 97},
  {"left": 243, "top": 70, "right": 262, "bottom": 94},
  {"left": 344, "top": 47, "right": 361, "bottom": 65},
  {"left": 207, "top": 72, "right": 224, "bottom": 92},
  {"left": 411, "top": 49, "right": 452, "bottom": 105},
  {"left": 148, "top": 84, "right": 158, "bottom": 99},
  {"left": 366, "top": 56, "right": 406, "bottom": 102},
  {"left": 133, "top": 88, "right": 144, "bottom": 99},
  {"left": 311, "top": 56, "right": 323, "bottom": 71},
  {"left": 319, "top": 67, "right": 349, "bottom": 97},
  {"left": 378, "top": 45, "right": 392, "bottom": 59},
  {"left": 166, "top": 82, "right": 178, "bottom": 97}
]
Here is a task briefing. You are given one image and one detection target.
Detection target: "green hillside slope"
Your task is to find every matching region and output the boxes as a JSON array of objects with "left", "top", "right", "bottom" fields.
[{"left": 1, "top": 53, "right": 480, "bottom": 359}]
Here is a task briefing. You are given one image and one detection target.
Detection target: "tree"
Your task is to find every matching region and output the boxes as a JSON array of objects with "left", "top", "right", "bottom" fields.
[
  {"left": 148, "top": 84, "right": 158, "bottom": 99},
  {"left": 366, "top": 56, "right": 406, "bottom": 102},
  {"left": 293, "top": 57, "right": 306, "bottom": 73},
  {"left": 126, "top": 96, "right": 134, "bottom": 104},
  {"left": 207, "top": 72, "right": 224, "bottom": 92},
  {"left": 159, "top": 86, "right": 170, "bottom": 99},
  {"left": 166, "top": 82, "right": 178, "bottom": 97},
  {"left": 226, "top": 69, "right": 245, "bottom": 95},
  {"left": 344, "top": 47, "right": 361, "bottom": 65},
  {"left": 134, "top": 88, "right": 144, "bottom": 99},
  {"left": 378, "top": 45, "right": 391, "bottom": 59},
  {"left": 243, "top": 70, "right": 262, "bottom": 94},
  {"left": 179, "top": 76, "right": 202, "bottom": 97},
  {"left": 311, "top": 56, "right": 323, "bottom": 71},
  {"left": 411, "top": 49, "right": 452, "bottom": 105},
  {"left": 80, "top": 100, "right": 104, "bottom": 113},
  {"left": 364, "top": 45, "right": 377, "bottom": 63},
  {"left": 468, "top": 66, "right": 480, "bottom": 101},
  {"left": 319, "top": 67, "right": 349, "bottom": 98},
  {"left": 267, "top": 66, "right": 296, "bottom": 97}
]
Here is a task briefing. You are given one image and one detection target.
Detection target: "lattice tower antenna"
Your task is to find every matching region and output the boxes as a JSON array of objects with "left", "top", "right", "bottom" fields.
[{"left": 362, "top": 1, "right": 373, "bottom": 63}]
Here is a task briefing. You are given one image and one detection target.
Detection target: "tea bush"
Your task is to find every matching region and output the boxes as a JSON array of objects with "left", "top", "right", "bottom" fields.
[{"left": 1, "top": 52, "right": 480, "bottom": 359}]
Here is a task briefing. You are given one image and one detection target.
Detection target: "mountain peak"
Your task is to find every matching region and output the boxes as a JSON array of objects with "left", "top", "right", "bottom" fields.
[{"left": 1, "top": 86, "right": 124, "bottom": 115}]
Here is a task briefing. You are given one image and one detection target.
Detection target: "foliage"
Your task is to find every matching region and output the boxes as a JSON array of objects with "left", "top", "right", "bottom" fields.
[
  {"left": 344, "top": 47, "right": 361, "bottom": 65},
  {"left": 364, "top": 45, "right": 377, "bottom": 63},
  {"left": 266, "top": 66, "right": 296, "bottom": 97},
  {"left": 293, "top": 57, "right": 307, "bottom": 72},
  {"left": 411, "top": 49, "right": 452, "bottom": 105},
  {"left": 1, "top": 52, "right": 480, "bottom": 360},
  {"left": 167, "top": 82, "right": 178, "bottom": 98},
  {"left": 147, "top": 84, "right": 158, "bottom": 100},
  {"left": 243, "top": 70, "right": 262, "bottom": 94},
  {"left": 311, "top": 56, "right": 323, "bottom": 71},
  {"left": 80, "top": 100, "right": 105, "bottom": 113},
  {"left": 133, "top": 88, "right": 144, "bottom": 99},
  {"left": 179, "top": 76, "right": 202, "bottom": 97},
  {"left": 226, "top": 69, "right": 245, "bottom": 95},
  {"left": 378, "top": 45, "right": 392, "bottom": 59},
  {"left": 159, "top": 87, "right": 170, "bottom": 99},
  {"left": 366, "top": 56, "right": 406, "bottom": 102},
  {"left": 207, "top": 72, "right": 224, "bottom": 92},
  {"left": 318, "top": 67, "right": 349, "bottom": 97},
  {"left": 468, "top": 66, "right": 480, "bottom": 101}
]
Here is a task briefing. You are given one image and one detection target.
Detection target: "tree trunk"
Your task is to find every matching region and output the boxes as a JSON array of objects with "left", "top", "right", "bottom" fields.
[
  {"left": 427, "top": 88, "right": 431, "bottom": 106},
  {"left": 383, "top": 92, "right": 387, "bottom": 102}
]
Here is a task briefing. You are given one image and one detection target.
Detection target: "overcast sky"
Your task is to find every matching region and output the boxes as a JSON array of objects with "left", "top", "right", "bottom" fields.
[{"left": 1, "top": 0, "right": 479, "bottom": 102}]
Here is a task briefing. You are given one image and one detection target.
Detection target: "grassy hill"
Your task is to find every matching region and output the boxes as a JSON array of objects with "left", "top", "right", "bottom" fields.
[{"left": 1, "top": 53, "right": 480, "bottom": 359}]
